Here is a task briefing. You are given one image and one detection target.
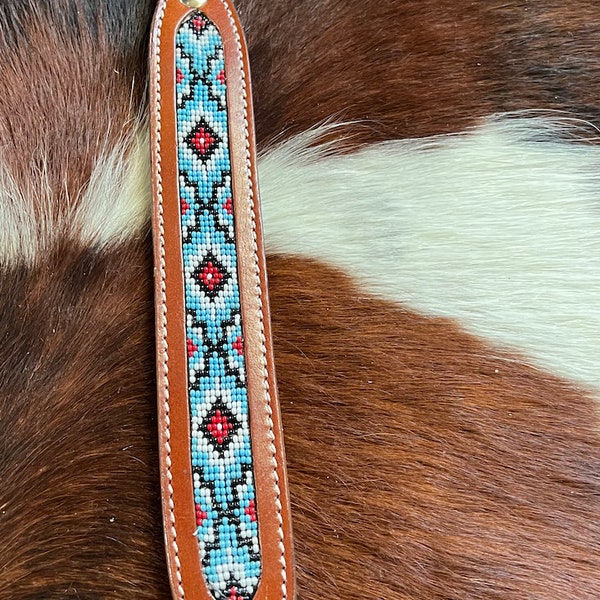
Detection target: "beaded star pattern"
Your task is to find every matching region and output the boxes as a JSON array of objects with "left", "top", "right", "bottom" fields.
[{"left": 176, "top": 12, "right": 261, "bottom": 600}]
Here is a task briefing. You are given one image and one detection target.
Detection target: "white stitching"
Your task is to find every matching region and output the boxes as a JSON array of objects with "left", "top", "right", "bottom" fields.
[
  {"left": 153, "top": 1, "right": 185, "bottom": 598},
  {"left": 154, "top": 2, "right": 286, "bottom": 597},
  {"left": 220, "top": 1, "right": 288, "bottom": 597}
]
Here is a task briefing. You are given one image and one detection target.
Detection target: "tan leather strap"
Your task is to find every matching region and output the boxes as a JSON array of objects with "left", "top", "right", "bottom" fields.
[{"left": 149, "top": 2, "right": 294, "bottom": 598}]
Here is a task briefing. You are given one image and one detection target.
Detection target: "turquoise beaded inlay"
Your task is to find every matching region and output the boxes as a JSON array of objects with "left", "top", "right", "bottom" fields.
[{"left": 176, "top": 12, "right": 260, "bottom": 600}]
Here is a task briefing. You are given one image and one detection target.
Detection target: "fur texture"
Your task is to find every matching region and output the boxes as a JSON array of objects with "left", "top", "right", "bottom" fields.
[
  {"left": 270, "top": 256, "right": 600, "bottom": 600},
  {"left": 0, "top": 1, "right": 598, "bottom": 599},
  {"left": 241, "top": 0, "right": 600, "bottom": 145},
  {"left": 0, "top": 239, "right": 168, "bottom": 598},
  {"left": 0, "top": 126, "right": 150, "bottom": 266},
  {"left": 259, "top": 117, "right": 600, "bottom": 392}
]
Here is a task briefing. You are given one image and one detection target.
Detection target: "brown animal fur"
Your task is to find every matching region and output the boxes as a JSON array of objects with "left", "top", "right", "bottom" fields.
[
  {"left": 271, "top": 257, "right": 600, "bottom": 599},
  {"left": 0, "top": 2, "right": 151, "bottom": 205},
  {"left": 0, "top": 240, "right": 168, "bottom": 598},
  {"left": 243, "top": 0, "right": 600, "bottom": 146},
  {"left": 0, "top": 1, "right": 598, "bottom": 598}
]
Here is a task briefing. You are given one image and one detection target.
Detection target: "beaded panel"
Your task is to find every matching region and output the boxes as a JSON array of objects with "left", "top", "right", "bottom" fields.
[{"left": 176, "top": 13, "right": 261, "bottom": 600}]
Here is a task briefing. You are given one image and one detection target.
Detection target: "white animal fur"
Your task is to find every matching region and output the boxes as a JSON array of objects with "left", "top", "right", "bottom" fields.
[
  {"left": 74, "top": 127, "right": 151, "bottom": 251},
  {"left": 3, "top": 115, "right": 597, "bottom": 394},
  {"left": 258, "top": 116, "right": 600, "bottom": 394},
  {"left": 0, "top": 124, "right": 150, "bottom": 266}
]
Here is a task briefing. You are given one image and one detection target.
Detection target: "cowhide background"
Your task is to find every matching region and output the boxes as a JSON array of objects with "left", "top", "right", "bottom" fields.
[{"left": 0, "top": 1, "right": 598, "bottom": 598}]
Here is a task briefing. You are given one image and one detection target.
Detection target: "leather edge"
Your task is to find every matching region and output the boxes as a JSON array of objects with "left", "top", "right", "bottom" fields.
[{"left": 150, "top": 1, "right": 295, "bottom": 599}]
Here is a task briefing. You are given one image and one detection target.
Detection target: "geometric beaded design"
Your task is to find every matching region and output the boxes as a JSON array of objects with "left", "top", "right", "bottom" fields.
[{"left": 176, "top": 13, "right": 261, "bottom": 600}]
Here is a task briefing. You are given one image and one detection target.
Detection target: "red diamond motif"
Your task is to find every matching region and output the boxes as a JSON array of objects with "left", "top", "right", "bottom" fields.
[
  {"left": 184, "top": 119, "right": 221, "bottom": 163},
  {"left": 217, "top": 70, "right": 226, "bottom": 85},
  {"left": 223, "top": 197, "right": 233, "bottom": 215},
  {"left": 176, "top": 68, "right": 184, "bottom": 84},
  {"left": 190, "top": 128, "right": 216, "bottom": 156},
  {"left": 198, "top": 262, "right": 224, "bottom": 291},
  {"left": 191, "top": 15, "right": 206, "bottom": 31},
  {"left": 207, "top": 409, "right": 233, "bottom": 444},
  {"left": 192, "top": 254, "right": 229, "bottom": 300}
]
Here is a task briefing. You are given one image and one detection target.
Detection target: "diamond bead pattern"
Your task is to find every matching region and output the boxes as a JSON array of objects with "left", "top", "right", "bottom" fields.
[{"left": 176, "top": 13, "right": 261, "bottom": 600}]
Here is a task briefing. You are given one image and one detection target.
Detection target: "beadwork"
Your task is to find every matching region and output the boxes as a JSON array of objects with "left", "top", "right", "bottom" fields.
[{"left": 176, "top": 12, "right": 261, "bottom": 600}]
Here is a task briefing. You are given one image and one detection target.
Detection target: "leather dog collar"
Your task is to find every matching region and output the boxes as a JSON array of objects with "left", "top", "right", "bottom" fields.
[{"left": 149, "top": 2, "right": 294, "bottom": 598}]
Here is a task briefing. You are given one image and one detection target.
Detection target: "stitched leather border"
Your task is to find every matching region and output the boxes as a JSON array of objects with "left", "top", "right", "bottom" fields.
[{"left": 150, "top": 2, "right": 294, "bottom": 598}]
